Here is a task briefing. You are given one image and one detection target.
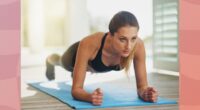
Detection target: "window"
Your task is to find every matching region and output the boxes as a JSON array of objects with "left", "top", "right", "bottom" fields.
[{"left": 153, "top": 0, "right": 179, "bottom": 72}]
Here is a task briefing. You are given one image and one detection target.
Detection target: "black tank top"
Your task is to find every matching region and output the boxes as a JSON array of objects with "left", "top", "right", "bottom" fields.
[{"left": 89, "top": 33, "right": 121, "bottom": 72}]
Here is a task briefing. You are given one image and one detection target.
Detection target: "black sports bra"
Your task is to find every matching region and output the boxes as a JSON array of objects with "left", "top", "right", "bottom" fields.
[{"left": 89, "top": 33, "right": 121, "bottom": 72}]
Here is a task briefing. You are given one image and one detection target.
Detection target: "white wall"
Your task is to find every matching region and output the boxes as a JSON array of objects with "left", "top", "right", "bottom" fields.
[
  {"left": 27, "top": 0, "right": 45, "bottom": 53},
  {"left": 65, "top": 0, "right": 90, "bottom": 47}
]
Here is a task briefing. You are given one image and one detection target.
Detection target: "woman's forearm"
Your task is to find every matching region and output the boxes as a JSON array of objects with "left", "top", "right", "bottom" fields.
[{"left": 71, "top": 88, "right": 92, "bottom": 102}]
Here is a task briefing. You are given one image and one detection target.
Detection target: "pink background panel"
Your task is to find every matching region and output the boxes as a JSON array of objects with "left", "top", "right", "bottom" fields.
[
  {"left": 180, "top": 0, "right": 200, "bottom": 110},
  {"left": 0, "top": 0, "right": 20, "bottom": 110}
]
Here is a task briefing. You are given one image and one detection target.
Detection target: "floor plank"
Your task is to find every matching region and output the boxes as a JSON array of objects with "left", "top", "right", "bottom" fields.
[{"left": 21, "top": 67, "right": 179, "bottom": 110}]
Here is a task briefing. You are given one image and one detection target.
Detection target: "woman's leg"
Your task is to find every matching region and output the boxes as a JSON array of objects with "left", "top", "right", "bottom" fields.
[
  {"left": 45, "top": 41, "right": 80, "bottom": 80},
  {"left": 46, "top": 54, "right": 62, "bottom": 80},
  {"left": 61, "top": 41, "right": 80, "bottom": 78}
]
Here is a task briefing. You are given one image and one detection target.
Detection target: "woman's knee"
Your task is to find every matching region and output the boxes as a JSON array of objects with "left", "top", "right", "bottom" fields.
[{"left": 47, "top": 54, "right": 61, "bottom": 65}]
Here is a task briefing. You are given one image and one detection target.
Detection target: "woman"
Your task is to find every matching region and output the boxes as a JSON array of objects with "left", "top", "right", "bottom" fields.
[{"left": 46, "top": 11, "right": 158, "bottom": 105}]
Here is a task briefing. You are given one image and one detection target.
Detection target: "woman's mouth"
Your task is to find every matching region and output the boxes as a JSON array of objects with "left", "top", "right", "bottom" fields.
[{"left": 123, "top": 50, "right": 130, "bottom": 54}]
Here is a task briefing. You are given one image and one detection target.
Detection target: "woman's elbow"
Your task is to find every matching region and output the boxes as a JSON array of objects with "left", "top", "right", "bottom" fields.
[{"left": 71, "top": 88, "right": 77, "bottom": 99}]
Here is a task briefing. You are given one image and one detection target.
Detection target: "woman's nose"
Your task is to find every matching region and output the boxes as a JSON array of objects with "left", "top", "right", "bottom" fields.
[{"left": 125, "top": 42, "right": 131, "bottom": 50}]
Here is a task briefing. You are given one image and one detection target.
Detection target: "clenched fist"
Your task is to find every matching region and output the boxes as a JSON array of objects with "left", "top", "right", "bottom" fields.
[
  {"left": 138, "top": 87, "right": 158, "bottom": 102},
  {"left": 91, "top": 88, "right": 103, "bottom": 106}
]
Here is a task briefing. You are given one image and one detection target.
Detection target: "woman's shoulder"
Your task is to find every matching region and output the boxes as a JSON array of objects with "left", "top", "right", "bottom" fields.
[
  {"left": 136, "top": 37, "right": 144, "bottom": 47},
  {"left": 134, "top": 37, "right": 145, "bottom": 58},
  {"left": 77, "top": 32, "right": 105, "bottom": 60},
  {"left": 80, "top": 32, "right": 105, "bottom": 49},
  {"left": 82, "top": 32, "right": 104, "bottom": 41}
]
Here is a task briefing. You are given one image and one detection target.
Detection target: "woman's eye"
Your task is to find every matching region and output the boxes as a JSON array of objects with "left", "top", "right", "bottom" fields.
[
  {"left": 131, "top": 38, "right": 136, "bottom": 42},
  {"left": 120, "top": 39, "right": 126, "bottom": 42}
]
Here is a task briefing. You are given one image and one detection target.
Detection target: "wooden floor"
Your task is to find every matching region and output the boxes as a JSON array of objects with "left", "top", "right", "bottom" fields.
[{"left": 21, "top": 67, "right": 179, "bottom": 110}]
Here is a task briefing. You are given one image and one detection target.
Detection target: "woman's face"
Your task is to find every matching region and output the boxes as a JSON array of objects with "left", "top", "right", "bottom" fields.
[{"left": 111, "top": 26, "right": 138, "bottom": 57}]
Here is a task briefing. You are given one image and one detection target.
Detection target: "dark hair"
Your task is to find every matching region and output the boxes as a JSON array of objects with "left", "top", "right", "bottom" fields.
[{"left": 109, "top": 11, "right": 139, "bottom": 36}]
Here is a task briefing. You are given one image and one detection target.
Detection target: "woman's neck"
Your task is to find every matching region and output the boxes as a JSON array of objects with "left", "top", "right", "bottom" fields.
[{"left": 103, "top": 33, "right": 121, "bottom": 65}]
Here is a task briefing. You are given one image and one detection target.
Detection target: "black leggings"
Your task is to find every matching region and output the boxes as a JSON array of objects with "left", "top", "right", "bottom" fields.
[{"left": 61, "top": 41, "right": 80, "bottom": 72}]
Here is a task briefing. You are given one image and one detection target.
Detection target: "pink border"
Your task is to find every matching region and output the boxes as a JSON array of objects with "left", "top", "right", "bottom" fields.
[
  {"left": 180, "top": 0, "right": 200, "bottom": 110},
  {"left": 0, "top": 0, "right": 200, "bottom": 109},
  {"left": 0, "top": 0, "right": 20, "bottom": 110}
]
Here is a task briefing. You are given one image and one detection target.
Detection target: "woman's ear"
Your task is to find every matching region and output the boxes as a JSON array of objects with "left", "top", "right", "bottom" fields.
[
  {"left": 108, "top": 32, "right": 113, "bottom": 36},
  {"left": 112, "top": 32, "right": 117, "bottom": 37}
]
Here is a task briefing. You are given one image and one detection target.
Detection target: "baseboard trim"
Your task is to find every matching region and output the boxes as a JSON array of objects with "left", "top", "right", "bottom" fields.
[{"left": 153, "top": 69, "right": 179, "bottom": 76}]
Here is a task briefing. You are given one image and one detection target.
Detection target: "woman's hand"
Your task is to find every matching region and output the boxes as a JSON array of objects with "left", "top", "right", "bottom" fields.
[
  {"left": 90, "top": 88, "right": 103, "bottom": 106},
  {"left": 138, "top": 87, "right": 158, "bottom": 102}
]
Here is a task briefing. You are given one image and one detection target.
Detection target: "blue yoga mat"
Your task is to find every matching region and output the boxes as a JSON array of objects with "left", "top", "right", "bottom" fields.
[{"left": 29, "top": 81, "right": 177, "bottom": 109}]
